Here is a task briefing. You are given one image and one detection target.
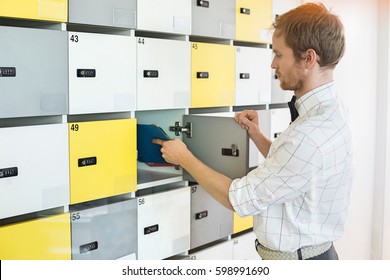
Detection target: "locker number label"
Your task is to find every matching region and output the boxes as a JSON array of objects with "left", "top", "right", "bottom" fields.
[
  {"left": 138, "top": 198, "right": 146, "bottom": 205},
  {"left": 138, "top": 38, "right": 145, "bottom": 44},
  {"left": 70, "top": 124, "right": 79, "bottom": 131},
  {"left": 71, "top": 212, "right": 81, "bottom": 221},
  {"left": 70, "top": 35, "right": 79, "bottom": 43},
  {"left": 192, "top": 43, "right": 198, "bottom": 50}
]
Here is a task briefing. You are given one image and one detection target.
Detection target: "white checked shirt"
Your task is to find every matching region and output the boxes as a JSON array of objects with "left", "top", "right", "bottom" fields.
[{"left": 229, "top": 82, "right": 353, "bottom": 252}]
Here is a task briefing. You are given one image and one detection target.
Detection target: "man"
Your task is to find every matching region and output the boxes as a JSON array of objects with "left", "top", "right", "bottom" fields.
[{"left": 153, "top": 3, "right": 353, "bottom": 260}]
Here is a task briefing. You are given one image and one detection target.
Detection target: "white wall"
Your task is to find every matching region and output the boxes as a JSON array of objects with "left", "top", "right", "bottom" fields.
[
  {"left": 374, "top": 0, "right": 390, "bottom": 260},
  {"left": 274, "top": 0, "right": 379, "bottom": 259},
  {"left": 324, "top": 0, "right": 378, "bottom": 260}
]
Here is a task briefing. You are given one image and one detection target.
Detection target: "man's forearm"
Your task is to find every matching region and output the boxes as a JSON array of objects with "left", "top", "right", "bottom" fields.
[
  {"left": 251, "top": 130, "right": 272, "bottom": 158},
  {"left": 181, "top": 152, "right": 234, "bottom": 211}
]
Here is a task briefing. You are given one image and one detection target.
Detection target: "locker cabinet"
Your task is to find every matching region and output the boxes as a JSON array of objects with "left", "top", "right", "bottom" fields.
[
  {"left": 232, "top": 231, "right": 261, "bottom": 260},
  {"left": 0, "top": 26, "right": 68, "bottom": 118},
  {"left": 71, "top": 198, "right": 137, "bottom": 260},
  {"left": 137, "top": 0, "right": 191, "bottom": 34},
  {"left": 235, "top": 46, "right": 272, "bottom": 106},
  {"left": 68, "top": 119, "right": 137, "bottom": 204},
  {"left": 137, "top": 111, "right": 250, "bottom": 188},
  {"left": 68, "top": 32, "right": 136, "bottom": 114},
  {"left": 191, "top": 42, "right": 235, "bottom": 108},
  {"left": 236, "top": 0, "right": 273, "bottom": 43},
  {"left": 135, "top": 109, "right": 184, "bottom": 190},
  {"left": 190, "top": 184, "right": 233, "bottom": 250},
  {"left": 136, "top": 37, "right": 190, "bottom": 110},
  {"left": 0, "top": 124, "right": 69, "bottom": 219},
  {"left": 117, "top": 253, "right": 136, "bottom": 260},
  {"left": 182, "top": 114, "right": 249, "bottom": 181},
  {"left": 0, "top": 0, "right": 68, "bottom": 22},
  {"left": 189, "top": 239, "right": 234, "bottom": 260},
  {"left": 191, "top": 0, "right": 235, "bottom": 39},
  {"left": 0, "top": 213, "right": 71, "bottom": 260},
  {"left": 68, "top": 0, "right": 136, "bottom": 28},
  {"left": 233, "top": 213, "right": 252, "bottom": 234},
  {"left": 248, "top": 110, "right": 270, "bottom": 168},
  {"left": 137, "top": 186, "right": 190, "bottom": 260},
  {"left": 270, "top": 107, "right": 290, "bottom": 140}
]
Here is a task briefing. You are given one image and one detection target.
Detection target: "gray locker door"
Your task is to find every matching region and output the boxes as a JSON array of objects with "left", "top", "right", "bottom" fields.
[
  {"left": 68, "top": 0, "right": 137, "bottom": 28},
  {"left": 190, "top": 184, "right": 233, "bottom": 249},
  {"left": 71, "top": 199, "right": 137, "bottom": 260},
  {"left": 0, "top": 26, "right": 68, "bottom": 118},
  {"left": 191, "top": 0, "right": 235, "bottom": 39},
  {"left": 182, "top": 114, "right": 249, "bottom": 181}
]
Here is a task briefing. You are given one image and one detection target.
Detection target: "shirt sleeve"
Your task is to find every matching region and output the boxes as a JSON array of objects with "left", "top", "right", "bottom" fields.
[{"left": 229, "top": 131, "right": 323, "bottom": 218}]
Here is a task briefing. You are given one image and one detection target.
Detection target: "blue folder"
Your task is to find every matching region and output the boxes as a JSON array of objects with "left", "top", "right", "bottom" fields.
[{"left": 137, "top": 124, "right": 173, "bottom": 166}]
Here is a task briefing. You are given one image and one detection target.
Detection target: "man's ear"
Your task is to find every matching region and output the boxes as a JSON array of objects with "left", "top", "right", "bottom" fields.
[{"left": 305, "top": 49, "right": 318, "bottom": 68}]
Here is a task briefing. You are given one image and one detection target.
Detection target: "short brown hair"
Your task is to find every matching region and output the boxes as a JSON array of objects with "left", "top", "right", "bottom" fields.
[{"left": 273, "top": 2, "right": 345, "bottom": 69}]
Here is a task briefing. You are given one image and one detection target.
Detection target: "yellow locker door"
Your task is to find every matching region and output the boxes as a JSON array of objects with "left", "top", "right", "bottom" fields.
[
  {"left": 0, "top": 0, "right": 67, "bottom": 22},
  {"left": 236, "top": 0, "right": 273, "bottom": 43},
  {"left": 233, "top": 212, "right": 253, "bottom": 234},
  {"left": 191, "top": 42, "right": 235, "bottom": 108},
  {"left": 0, "top": 213, "right": 71, "bottom": 260},
  {"left": 69, "top": 119, "right": 137, "bottom": 204}
]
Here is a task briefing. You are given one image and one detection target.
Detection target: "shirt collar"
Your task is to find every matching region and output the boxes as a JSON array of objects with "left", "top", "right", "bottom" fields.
[{"left": 295, "top": 82, "right": 336, "bottom": 117}]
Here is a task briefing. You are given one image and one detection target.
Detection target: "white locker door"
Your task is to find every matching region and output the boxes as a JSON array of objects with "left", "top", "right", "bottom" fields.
[
  {"left": 249, "top": 110, "right": 271, "bottom": 168},
  {"left": 235, "top": 46, "right": 272, "bottom": 105},
  {"left": 233, "top": 231, "right": 261, "bottom": 260},
  {"left": 270, "top": 108, "right": 290, "bottom": 140},
  {"left": 190, "top": 240, "right": 234, "bottom": 260},
  {"left": 136, "top": 37, "right": 190, "bottom": 110},
  {"left": 137, "top": 0, "right": 191, "bottom": 34},
  {"left": 137, "top": 187, "right": 190, "bottom": 260},
  {"left": 68, "top": 32, "right": 136, "bottom": 114},
  {"left": 271, "top": 69, "right": 294, "bottom": 104},
  {"left": 0, "top": 124, "right": 69, "bottom": 219}
]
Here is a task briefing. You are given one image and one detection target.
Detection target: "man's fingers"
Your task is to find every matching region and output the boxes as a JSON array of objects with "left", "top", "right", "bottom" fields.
[{"left": 152, "top": 138, "right": 165, "bottom": 145}]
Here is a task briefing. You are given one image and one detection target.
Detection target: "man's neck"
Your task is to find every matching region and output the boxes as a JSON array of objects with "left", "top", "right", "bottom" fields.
[{"left": 295, "top": 69, "right": 334, "bottom": 99}]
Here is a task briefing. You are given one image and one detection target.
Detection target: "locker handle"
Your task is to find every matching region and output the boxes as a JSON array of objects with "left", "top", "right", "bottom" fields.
[
  {"left": 197, "top": 72, "right": 209, "bottom": 79},
  {"left": 0, "top": 167, "right": 18, "bottom": 179},
  {"left": 77, "top": 69, "right": 96, "bottom": 78},
  {"left": 78, "top": 157, "right": 97, "bottom": 167},
  {"left": 144, "top": 224, "right": 159, "bottom": 235},
  {"left": 79, "top": 241, "right": 98, "bottom": 254},
  {"left": 197, "top": 0, "right": 209, "bottom": 8},
  {"left": 240, "top": 8, "right": 251, "bottom": 15},
  {"left": 221, "top": 144, "right": 239, "bottom": 157},
  {"left": 143, "top": 70, "right": 159, "bottom": 78},
  {"left": 240, "top": 73, "right": 250, "bottom": 79},
  {"left": 195, "top": 210, "right": 208, "bottom": 220},
  {"left": 0, "top": 67, "right": 16, "bottom": 77}
]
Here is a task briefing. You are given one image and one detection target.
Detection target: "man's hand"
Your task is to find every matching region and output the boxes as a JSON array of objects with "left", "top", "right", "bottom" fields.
[
  {"left": 152, "top": 138, "right": 191, "bottom": 166},
  {"left": 235, "top": 110, "right": 272, "bottom": 158},
  {"left": 153, "top": 138, "right": 234, "bottom": 211},
  {"left": 235, "top": 110, "right": 260, "bottom": 137}
]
